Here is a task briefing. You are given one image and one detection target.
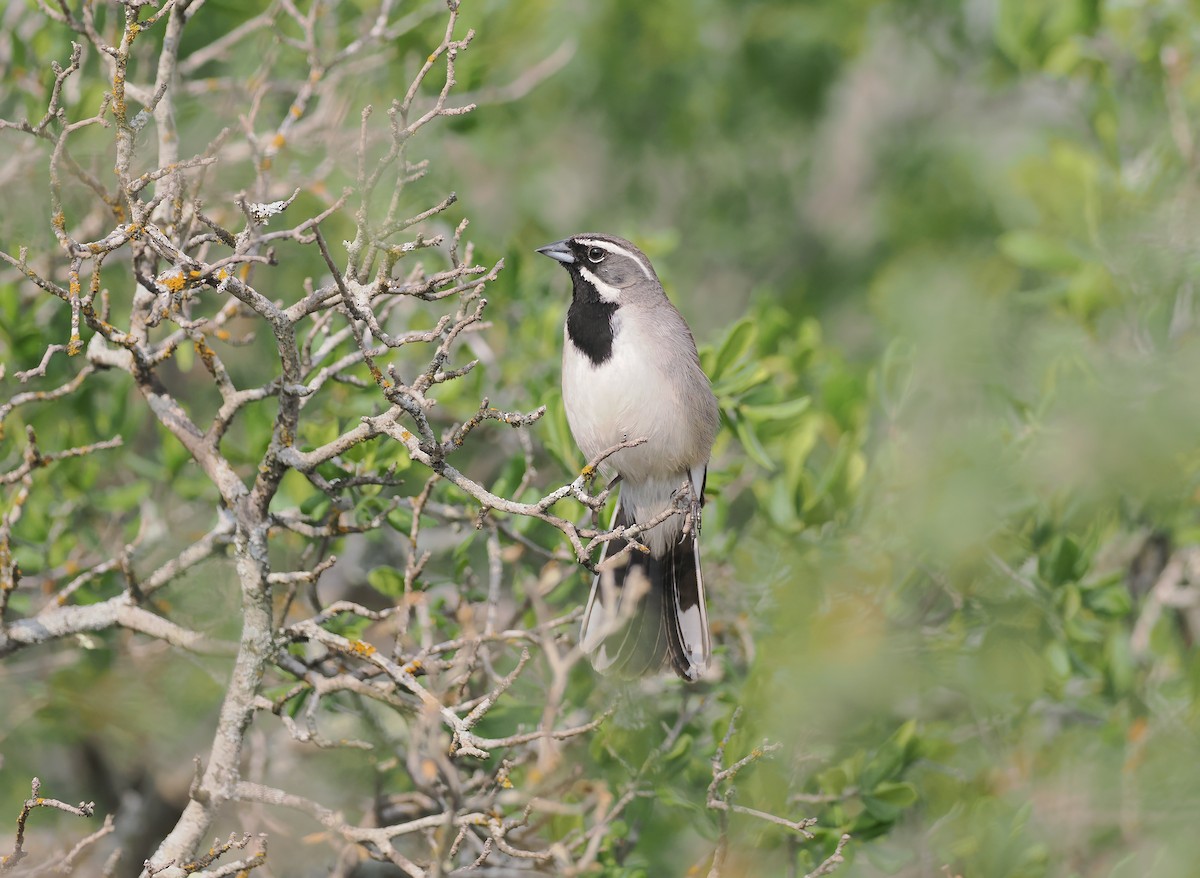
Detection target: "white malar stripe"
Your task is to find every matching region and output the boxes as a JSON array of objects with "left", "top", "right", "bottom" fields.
[
  {"left": 577, "top": 238, "right": 656, "bottom": 283},
  {"left": 578, "top": 265, "right": 623, "bottom": 302}
]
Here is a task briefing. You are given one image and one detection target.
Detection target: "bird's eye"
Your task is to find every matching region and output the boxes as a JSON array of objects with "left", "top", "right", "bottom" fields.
[{"left": 587, "top": 247, "right": 606, "bottom": 263}]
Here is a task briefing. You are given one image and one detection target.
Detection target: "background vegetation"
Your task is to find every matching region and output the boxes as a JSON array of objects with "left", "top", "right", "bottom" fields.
[{"left": 2, "top": 0, "right": 1200, "bottom": 876}]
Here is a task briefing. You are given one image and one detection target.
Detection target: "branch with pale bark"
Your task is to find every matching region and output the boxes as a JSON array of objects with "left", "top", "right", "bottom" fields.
[
  {"left": 0, "top": 1, "right": 839, "bottom": 875},
  {"left": 0, "top": 1, "right": 629, "bottom": 874}
]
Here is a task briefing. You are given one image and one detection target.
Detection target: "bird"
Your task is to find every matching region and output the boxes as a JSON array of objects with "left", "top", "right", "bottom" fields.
[{"left": 537, "top": 233, "right": 720, "bottom": 681}]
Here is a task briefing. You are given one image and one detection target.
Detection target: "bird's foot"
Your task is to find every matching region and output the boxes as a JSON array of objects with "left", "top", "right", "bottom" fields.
[{"left": 674, "top": 480, "right": 702, "bottom": 537}]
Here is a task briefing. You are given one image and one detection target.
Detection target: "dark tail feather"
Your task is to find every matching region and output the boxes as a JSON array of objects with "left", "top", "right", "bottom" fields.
[
  {"left": 580, "top": 500, "right": 710, "bottom": 681},
  {"left": 664, "top": 526, "right": 710, "bottom": 681}
]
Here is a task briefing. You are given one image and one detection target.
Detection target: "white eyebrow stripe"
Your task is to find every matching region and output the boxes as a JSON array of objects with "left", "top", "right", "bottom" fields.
[
  {"left": 576, "top": 238, "right": 656, "bottom": 283},
  {"left": 578, "top": 265, "right": 622, "bottom": 303}
]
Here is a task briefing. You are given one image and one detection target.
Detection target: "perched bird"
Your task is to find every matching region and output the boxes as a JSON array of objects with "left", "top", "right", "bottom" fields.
[{"left": 537, "top": 233, "right": 720, "bottom": 681}]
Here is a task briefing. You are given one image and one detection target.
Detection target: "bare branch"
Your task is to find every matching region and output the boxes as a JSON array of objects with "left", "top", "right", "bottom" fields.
[{"left": 1, "top": 778, "right": 97, "bottom": 873}]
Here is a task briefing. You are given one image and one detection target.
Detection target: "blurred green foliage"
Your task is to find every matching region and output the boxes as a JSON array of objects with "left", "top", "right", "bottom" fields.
[
  {"left": 3, "top": 0, "right": 1200, "bottom": 875},
  {"left": 440, "top": 0, "right": 1200, "bottom": 874}
]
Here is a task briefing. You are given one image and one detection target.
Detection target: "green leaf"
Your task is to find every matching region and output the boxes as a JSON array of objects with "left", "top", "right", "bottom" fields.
[
  {"left": 300, "top": 492, "right": 330, "bottom": 518},
  {"left": 860, "top": 720, "right": 918, "bottom": 789},
  {"left": 1060, "top": 583, "right": 1082, "bottom": 620},
  {"left": 814, "top": 764, "right": 850, "bottom": 796},
  {"left": 452, "top": 530, "right": 478, "bottom": 576},
  {"left": 997, "top": 230, "right": 1080, "bottom": 272},
  {"left": 1105, "top": 627, "right": 1135, "bottom": 695},
  {"left": 325, "top": 613, "right": 371, "bottom": 640},
  {"left": 663, "top": 732, "right": 692, "bottom": 764},
  {"left": 1039, "top": 536, "right": 1083, "bottom": 585},
  {"left": 388, "top": 506, "right": 414, "bottom": 533},
  {"left": 368, "top": 566, "right": 405, "bottom": 599},
  {"left": 862, "top": 780, "right": 918, "bottom": 822},
  {"left": 654, "top": 785, "right": 706, "bottom": 816},
  {"left": 802, "top": 432, "right": 857, "bottom": 513},
  {"left": 766, "top": 475, "right": 802, "bottom": 529},
  {"left": 733, "top": 414, "right": 775, "bottom": 470},
  {"left": 1044, "top": 640, "right": 1071, "bottom": 681},
  {"left": 711, "top": 318, "right": 757, "bottom": 381},
  {"left": 714, "top": 360, "right": 772, "bottom": 398},
  {"left": 740, "top": 396, "right": 811, "bottom": 423},
  {"left": 1084, "top": 583, "right": 1132, "bottom": 618}
]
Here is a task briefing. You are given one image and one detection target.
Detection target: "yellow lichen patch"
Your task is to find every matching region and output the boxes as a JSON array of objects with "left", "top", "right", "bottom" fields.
[
  {"left": 290, "top": 104, "right": 302, "bottom": 118},
  {"left": 79, "top": 303, "right": 113, "bottom": 335},
  {"left": 214, "top": 328, "right": 231, "bottom": 341},
  {"left": 66, "top": 334, "right": 82, "bottom": 356},
  {"left": 161, "top": 271, "right": 187, "bottom": 293},
  {"left": 349, "top": 640, "right": 376, "bottom": 657},
  {"left": 271, "top": 132, "right": 286, "bottom": 149},
  {"left": 216, "top": 269, "right": 229, "bottom": 281},
  {"left": 69, "top": 278, "right": 80, "bottom": 297},
  {"left": 194, "top": 338, "right": 216, "bottom": 372}
]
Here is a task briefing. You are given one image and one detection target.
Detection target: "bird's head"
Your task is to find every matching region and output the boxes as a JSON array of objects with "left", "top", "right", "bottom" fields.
[{"left": 536, "top": 233, "right": 660, "bottom": 303}]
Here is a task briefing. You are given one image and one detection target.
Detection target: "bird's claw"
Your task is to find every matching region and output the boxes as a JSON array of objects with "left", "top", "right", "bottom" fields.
[
  {"left": 674, "top": 480, "right": 702, "bottom": 537},
  {"left": 688, "top": 495, "right": 703, "bottom": 536}
]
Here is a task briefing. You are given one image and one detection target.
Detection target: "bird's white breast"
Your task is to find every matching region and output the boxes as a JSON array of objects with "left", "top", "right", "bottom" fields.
[{"left": 562, "top": 314, "right": 700, "bottom": 485}]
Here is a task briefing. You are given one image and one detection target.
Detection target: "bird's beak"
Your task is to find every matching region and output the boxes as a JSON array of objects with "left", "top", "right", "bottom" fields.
[{"left": 536, "top": 240, "right": 575, "bottom": 264}]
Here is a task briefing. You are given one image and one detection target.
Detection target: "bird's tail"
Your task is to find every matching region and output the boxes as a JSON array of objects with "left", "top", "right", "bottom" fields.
[{"left": 579, "top": 498, "right": 711, "bottom": 681}]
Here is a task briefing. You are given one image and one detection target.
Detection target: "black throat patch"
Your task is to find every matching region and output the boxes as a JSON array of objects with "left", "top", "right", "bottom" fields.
[{"left": 566, "top": 270, "right": 618, "bottom": 365}]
